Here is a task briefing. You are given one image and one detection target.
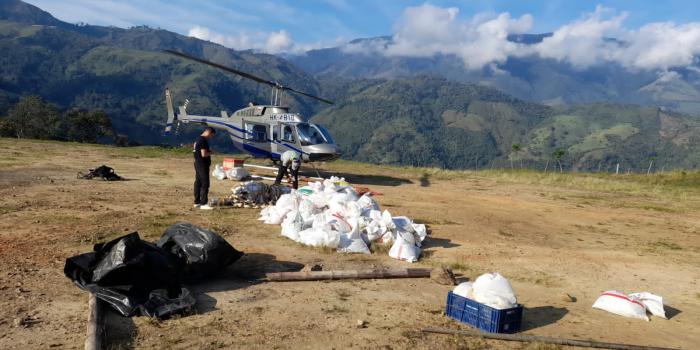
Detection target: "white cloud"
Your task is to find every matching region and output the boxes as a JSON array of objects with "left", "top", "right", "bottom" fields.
[
  {"left": 535, "top": 6, "right": 627, "bottom": 68},
  {"left": 264, "top": 30, "right": 294, "bottom": 54},
  {"left": 187, "top": 26, "right": 338, "bottom": 54},
  {"left": 345, "top": 4, "right": 700, "bottom": 72},
  {"left": 377, "top": 4, "right": 533, "bottom": 70}
]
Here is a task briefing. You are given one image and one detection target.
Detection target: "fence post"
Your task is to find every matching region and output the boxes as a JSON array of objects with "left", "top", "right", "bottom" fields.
[{"left": 615, "top": 163, "right": 620, "bottom": 175}]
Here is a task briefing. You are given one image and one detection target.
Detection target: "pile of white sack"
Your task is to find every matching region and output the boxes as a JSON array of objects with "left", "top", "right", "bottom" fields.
[
  {"left": 592, "top": 290, "right": 667, "bottom": 321},
  {"left": 259, "top": 176, "right": 427, "bottom": 262},
  {"left": 453, "top": 273, "right": 519, "bottom": 309},
  {"left": 212, "top": 164, "right": 251, "bottom": 181}
]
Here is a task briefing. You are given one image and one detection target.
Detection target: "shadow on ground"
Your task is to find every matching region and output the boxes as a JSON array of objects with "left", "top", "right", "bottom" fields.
[
  {"left": 521, "top": 306, "right": 569, "bottom": 331},
  {"left": 188, "top": 253, "right": 304, "bottom": 314},
  {"left": 303, "top": 170, "right": 413, "bottom": 187},
  {"left": 422, "top": 237, "right": 460, "bottom": 249},
  {"left": 665, "top": 305, "right": 682, "bottom": 320}
]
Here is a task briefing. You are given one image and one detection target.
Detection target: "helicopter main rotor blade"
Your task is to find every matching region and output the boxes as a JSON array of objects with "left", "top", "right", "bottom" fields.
[
  {"left": 283, "top": 86, "right": 334, "bottom": 105},
  {"left": 163, "top": 49, "right": 334, "bottom": 105}
]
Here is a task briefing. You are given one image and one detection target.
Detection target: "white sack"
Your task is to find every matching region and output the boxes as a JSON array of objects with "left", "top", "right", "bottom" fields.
[
  {"left": 472, "top": 273, "right": 518, "bottom": 309},
  {"left": 357, "top": 194, "right": 379, "bottom": 215},
  {"left": 592, "top": 291, "right": 649, "bottom": 321},
  {"left": 281, "top": 211, "right": 303, "bottom": 241},
  {"left": 297, "top": 228, "right": 340, "bottom": 248},
  {"left": 212, "top": 164, "right": 226, "bottom": 180},
  {"left": 629, "top": 292, "right": 667, "bottom": 319},
  {"left": 226, "top": 167, "right": 250, "bottom": 181},
  {"left": 453, "top": 282, "right": 475, "bottom": 299},
  {"left": 337, "top": 218, "right": 371, "bottom": 254},
  {"left": 388, "top": 231, "right": 421, "bottom": 263},
  {"left": 326, "top": 212, "right": 352, "bottom": 234}
]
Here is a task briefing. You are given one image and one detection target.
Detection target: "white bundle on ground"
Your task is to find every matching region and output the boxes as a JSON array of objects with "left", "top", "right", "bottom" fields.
[
  {"left": 593, "top": 290, "right": 667, "bottom": 321},
  {"left": 472, "top": 273, "right": 518, "bottom": 309},
  {"left": 259, "top": 176, "right": 427, "bottom": 261},
  {"left": 212, "top": 164, "right": 226, "bottom": 180},
  {"left": 226, "top": 167, "right": 250, "bottom": 181}
]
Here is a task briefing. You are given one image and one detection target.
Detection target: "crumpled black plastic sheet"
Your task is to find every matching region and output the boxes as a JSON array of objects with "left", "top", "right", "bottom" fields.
[
  {"left": 64, "top": 223, "right": 243, "bottom": 318},
  {"left": 158, "top": 222, "right": 244, "bottom": 282}
]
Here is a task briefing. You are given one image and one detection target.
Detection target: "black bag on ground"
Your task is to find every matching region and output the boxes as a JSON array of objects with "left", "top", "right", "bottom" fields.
[
  {"left": 78, "top": 165, "right": 123, "bottom": 181},
  {"left": 157, "top": 222, "right": 244, "bottom": 281},
  {"left": 64, "top": 223, "right": 242, "bottom": 318},
  {"left": 64, "top": 232, "right": 194, "bottom": 317}
]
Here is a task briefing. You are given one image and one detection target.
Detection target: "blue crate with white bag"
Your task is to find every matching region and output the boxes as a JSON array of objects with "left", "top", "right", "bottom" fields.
[
  {"left": 445, "top": 291, "right": 523, "bottom": 333},
  {"left": 446, "top": 273, "right": 523, "bottom": 333}
]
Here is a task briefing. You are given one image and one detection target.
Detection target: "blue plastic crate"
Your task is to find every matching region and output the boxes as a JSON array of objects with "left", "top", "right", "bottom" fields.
[{"left": 445, "top": 291, "right": 523, "bottom": 333}]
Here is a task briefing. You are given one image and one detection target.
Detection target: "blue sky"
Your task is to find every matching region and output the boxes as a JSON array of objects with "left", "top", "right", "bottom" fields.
[
  {"left": 25, "top": 0, "right": 698, "bottom": 44},
  {"left": 23, "top": 1, "right": 700, "bottom": 71}
]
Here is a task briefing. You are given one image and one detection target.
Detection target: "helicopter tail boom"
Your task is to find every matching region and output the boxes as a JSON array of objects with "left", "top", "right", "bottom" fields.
[{"left": 164, "top": 88, "right": 176, "bottom": 136}]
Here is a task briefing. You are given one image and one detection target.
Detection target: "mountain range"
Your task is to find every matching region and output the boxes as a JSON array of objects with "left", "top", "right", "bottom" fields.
[
  {"left": 289, "top": 35, "right": 700, "bottom": 117},
  {"left": 1, "top": 0, "right": 699, "bottom": 171}
]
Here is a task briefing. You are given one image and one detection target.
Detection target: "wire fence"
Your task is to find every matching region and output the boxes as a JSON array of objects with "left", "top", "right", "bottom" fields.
[{"left": 467, "top": 158, "right": 698, "bottom": 174}]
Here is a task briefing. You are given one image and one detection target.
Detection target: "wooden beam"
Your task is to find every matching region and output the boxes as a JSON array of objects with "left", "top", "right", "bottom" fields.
[
  {"left": 266, "top": 268, "right": 433, "bottom": 282},
  {"left": 243, "top": 163, "right": 278, "bottom": 171},
  {"left": 85, "top": 294, "right": 105, "bottom": 350},
  {"left": 421, "top": 327, "right": 679, "bottom": 350}
]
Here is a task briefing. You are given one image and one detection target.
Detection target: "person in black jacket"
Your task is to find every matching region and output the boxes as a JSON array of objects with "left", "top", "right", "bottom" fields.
[{"left": 193, "top": 127, "right": 216, "bottom": 209}]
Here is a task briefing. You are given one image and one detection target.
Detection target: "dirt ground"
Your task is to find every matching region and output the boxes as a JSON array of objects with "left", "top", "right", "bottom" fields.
[{"left": 1, "top": 138, "right": 699, "bottom": 350}]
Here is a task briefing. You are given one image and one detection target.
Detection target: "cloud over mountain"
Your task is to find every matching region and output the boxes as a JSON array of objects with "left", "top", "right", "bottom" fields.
[{"left": 343, "top": 4, "right": 700, "bottom": 72}]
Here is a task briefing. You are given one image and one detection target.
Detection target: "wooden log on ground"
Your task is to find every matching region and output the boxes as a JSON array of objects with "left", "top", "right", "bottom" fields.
[
  {"left": 421, "top": 327, "right": 679, "bottom": 350},
  {"left": 266, "top": 268, "right": 433, "bottom": 282},
  {"left": 85, "top": 294, "right": 105, "bottom": 350}
]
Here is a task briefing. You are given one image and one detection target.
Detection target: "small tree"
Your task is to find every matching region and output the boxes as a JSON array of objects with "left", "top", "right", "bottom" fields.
[
  {"left": 510, "top": 144, "right": 521, "bottom": 169},
  {"left": 552, "top": 148, "right": 566, "bottom": 173},
  {"left": 63, "top": 108, "right": 114, "bottom": 143},
  {"left": 0, "top": 95, "right": 59, "bottom": 139}
]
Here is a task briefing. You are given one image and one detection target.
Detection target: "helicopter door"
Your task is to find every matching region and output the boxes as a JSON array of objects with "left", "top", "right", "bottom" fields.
[
  {"left": 243, "top": 121, "right": 271, "bottom": 158},
  {"left": 272, "top": 123, "right": 299, "bottom": 156}
]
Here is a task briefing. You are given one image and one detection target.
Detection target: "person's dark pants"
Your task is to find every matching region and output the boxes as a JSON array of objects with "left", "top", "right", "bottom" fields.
[
  {"left": 274, "top": 165, "right": 299, "bottom": 189},
  {"left": 194, "top": 161, "right": 210, "bottom": 205}
]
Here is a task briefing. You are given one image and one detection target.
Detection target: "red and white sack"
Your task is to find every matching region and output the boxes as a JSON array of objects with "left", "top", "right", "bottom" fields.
[
  {"left": 629, "top": 292, "right": 667, "bottom": 319},
  {"left": 592, "top": 290, "right": 649, "bottom": 321}
]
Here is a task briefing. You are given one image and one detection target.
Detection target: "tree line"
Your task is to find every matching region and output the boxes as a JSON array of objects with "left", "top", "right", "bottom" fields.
[{"left": 0, "top": 95, "right": 115, "bottom": 143}]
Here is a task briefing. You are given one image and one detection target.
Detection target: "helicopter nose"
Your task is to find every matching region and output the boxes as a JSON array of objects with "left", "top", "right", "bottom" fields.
[{"left": 304, "top": 144, "right": 342, "bottom": 162}]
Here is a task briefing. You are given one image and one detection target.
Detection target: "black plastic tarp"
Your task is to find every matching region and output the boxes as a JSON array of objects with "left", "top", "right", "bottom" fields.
[
  {"left": 64, "top": 223, "right": 243, "bottom": 318},
  {"left": 158, "top": 222, "right": 244, "bottom": 282}
]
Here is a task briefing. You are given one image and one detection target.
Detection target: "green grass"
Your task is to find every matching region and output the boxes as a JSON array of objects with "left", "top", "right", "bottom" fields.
[{"left": 110, "top": 145, "right": 191, "bottom": 159}]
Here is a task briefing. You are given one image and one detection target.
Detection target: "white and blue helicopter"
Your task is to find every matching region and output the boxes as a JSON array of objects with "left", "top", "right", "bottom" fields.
[{"left": 163, "top": 50, "right": 341, "bottom": 163}]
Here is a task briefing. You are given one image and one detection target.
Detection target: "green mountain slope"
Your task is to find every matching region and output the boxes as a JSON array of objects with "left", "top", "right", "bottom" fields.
[
  {"left": 0, "top": 0, "right": 324, "bottom": 146},
  {"left": 314, "top": 77, "right": 700, "bottom": 170}
]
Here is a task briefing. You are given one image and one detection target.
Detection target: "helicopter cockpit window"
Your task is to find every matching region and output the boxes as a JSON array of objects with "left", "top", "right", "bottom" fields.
[
  {"left": 296, "top": 123, "right": 326, "bottom": 146},
  {"left": 245, "top": 123, "right": 268, "bottom": 142},
  {"left": 281, "top": 125, "right": 295, "bottom": 142},
  {"left": 314, "top": 124, "right": 335, "bottom": 144}
]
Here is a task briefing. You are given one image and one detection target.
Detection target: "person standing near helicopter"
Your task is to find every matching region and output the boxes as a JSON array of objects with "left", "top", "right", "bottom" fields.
[
  {"left": 274, "top": 150, "right": 301, "bottom": 189},
  {"left": 193, "top": 127, "right": 216, "bottom": 209}
]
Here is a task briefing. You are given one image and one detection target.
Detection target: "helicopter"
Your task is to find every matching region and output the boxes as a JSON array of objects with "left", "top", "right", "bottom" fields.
[{"left": 163, "top": 49, "right": 341, "bottom": 163}]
